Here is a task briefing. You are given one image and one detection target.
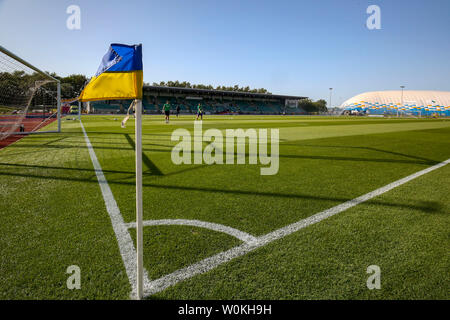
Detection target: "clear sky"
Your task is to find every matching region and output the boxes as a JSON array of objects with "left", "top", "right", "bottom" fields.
[{"left": 1, "top": 0, "right": 449, "bottom": 106}]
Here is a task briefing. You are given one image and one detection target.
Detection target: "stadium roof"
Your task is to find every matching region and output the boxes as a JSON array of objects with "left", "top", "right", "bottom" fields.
[
  {"left": 341, "top": 90, "right": 450, "bottom": 108},
  {"left": 143, "top": 85, "right": 307, "bottom": 100}
]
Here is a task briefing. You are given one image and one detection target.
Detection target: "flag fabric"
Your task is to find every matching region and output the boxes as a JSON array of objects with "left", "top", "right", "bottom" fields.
[{"left": 79, "top": 44, "right": 143, "bottom": 102}]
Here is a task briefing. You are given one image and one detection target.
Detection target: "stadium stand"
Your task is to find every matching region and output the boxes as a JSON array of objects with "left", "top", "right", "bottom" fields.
[{"left": 84, "top": 86, "right": 306, "bottom": 115}]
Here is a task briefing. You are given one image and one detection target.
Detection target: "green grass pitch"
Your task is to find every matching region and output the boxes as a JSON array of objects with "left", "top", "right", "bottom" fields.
[{"left": 0, "top": 115, "right": 449, "bottom": 299}]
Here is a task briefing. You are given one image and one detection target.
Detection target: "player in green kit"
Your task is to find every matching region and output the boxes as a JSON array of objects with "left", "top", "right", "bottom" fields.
[
  {"left": 163, "top": 100, "right": 171, "bottom": 123},
  {"left": 196, "top": 103, "right": 203, "bottom": 120}
]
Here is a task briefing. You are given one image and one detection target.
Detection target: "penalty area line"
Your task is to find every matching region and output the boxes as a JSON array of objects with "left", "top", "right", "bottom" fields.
[{"left": 144, "top": 158, "right": 450, "bottom": 297}]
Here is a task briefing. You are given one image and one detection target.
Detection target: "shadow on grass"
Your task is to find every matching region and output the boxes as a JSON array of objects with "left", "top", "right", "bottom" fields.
[
  {"left": 124, "top": 133, "right": 163, "bottom": 176},
  {"left": 2, "top": 141, "right": 440, "bottom": 167},
  {"left": 284, "top": 144, "right": 440, "bottom": 165},
  {"left": 1, "top": 131, "right": 445, "bottom": 215},
  {"left": 416, "top": 201, "right": 444, "bottom": 214},
  {"left": 0, "top": 167, "right": 443, "bottom": 214},
  {"left": 4, "top": 128, "right": 443, "bottom": 168}
]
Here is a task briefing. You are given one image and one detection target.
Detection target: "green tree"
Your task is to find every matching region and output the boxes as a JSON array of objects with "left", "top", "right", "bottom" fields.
[
  {"left": 146, "top": 80, "right": 272, "bottom": 94},
  {"left": 298, "top": 98, "right": 328, "bottom": 113},
  {"left": 60, "top": 74, "right": 88, "bottom": 98},
  {"left": 315, "top": 99, "right": 328, "bottom": 112}
]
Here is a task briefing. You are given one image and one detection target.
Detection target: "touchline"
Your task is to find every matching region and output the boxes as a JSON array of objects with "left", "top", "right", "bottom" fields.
[{"left": 171, "top": 121, "right": 279, "bottom": 175}]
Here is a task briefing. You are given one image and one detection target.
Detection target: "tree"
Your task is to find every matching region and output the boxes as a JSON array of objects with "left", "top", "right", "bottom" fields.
[
  {"left": 315, "top": 99, "right": 328, "bottom": 112},
  {"left": 298, "top": 98, "right": 328, "bottom": 113},
  {"left": 150, "top": 81, "right": 273, "bottom": 94},
  {"left": 298, "top": 99, "right": 316, "bottom": 113},
  {"left": 61, "top": 74, "right": 88, "bottom": 97}
]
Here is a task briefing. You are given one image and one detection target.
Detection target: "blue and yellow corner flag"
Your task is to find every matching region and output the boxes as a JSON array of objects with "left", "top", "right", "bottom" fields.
[{"left": 79, "top": 43, "right": 143, "bottom": 101}]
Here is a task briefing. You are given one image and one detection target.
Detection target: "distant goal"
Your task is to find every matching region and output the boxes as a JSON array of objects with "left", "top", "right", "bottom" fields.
[{"left": 0, "top": 45, "right": 61, "bottom": 141}]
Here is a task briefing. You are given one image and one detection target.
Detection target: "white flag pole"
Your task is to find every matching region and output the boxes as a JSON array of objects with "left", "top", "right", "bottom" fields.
[{"left": 135, "top": 99, "right": 144, "bottom": 299}]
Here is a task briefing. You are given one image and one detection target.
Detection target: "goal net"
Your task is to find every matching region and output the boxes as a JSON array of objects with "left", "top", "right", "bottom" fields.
[{"left": 0, "top": 46, "right": 61, "bottom": 141}]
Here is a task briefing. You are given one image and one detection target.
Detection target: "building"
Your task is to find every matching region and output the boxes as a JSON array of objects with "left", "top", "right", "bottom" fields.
[
  {"left": 340, "top": 91, "right": 450, "bottom": 116},
  {"left": 89, "top": 86, "right": 307, "bottom": 115}
]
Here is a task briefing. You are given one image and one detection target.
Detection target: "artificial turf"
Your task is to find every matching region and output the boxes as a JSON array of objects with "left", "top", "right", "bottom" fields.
[{"left": 0, "top": 115, "right": 448, "bottom": 299}]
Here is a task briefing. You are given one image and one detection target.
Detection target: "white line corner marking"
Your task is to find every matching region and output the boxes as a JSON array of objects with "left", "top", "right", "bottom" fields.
[
  {"left": 125, "top": 219, "right": 258, "bottom": 244},
  {"left": 81, "top": 120, "right": 450, "bottom": 298}
]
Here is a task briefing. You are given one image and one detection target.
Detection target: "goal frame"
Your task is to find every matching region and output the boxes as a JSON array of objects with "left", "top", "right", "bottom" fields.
[{"left": 0, "top": 45, "right": 61, "bottom": 135}]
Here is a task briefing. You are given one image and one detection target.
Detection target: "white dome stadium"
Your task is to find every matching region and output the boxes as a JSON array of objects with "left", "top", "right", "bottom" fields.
[{"left": 340, "top": 90, "right": 450, "bottom": 116}]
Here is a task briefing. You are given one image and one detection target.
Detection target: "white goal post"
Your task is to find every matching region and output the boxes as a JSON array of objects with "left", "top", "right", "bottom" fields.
[{"left": 0, "top": 45, "right": 61, "bottom": 139}]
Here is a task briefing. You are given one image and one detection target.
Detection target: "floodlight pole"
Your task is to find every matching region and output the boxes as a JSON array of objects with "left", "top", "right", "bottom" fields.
[
  {"left": 329, "top": 88, "right": 333, "bottom": 110},
  {"left": 399, "top": 85, "right": 405, "bottom": 118},
  {"left": 135, "top": 99, "right": 144, "bottom": 300}
]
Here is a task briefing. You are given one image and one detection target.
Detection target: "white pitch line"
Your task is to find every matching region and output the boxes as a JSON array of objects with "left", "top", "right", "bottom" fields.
[
  {"left": 79, "top": 117, "right": 450, "bottom": 298},
  {"left": 80, "top": 120, "right": 150, "bottom": 299},
  {"left": 125, "top": 219, "right": 258, "bottom": 244},
  {"left": 144, "top": 158, "right": 450, "bottom": 297}
]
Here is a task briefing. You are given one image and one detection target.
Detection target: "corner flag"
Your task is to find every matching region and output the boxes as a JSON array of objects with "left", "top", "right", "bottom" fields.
[
  {"left": 79, "top": 43, "right": 143, "bottom": 101},
  {"left": 78, "top": 43, "right": 145, "bottom": 300}
]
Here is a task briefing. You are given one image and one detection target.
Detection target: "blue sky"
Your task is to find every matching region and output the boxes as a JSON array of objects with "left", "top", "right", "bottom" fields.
[{"left": 0, "top": 0, "right": 449, "bottom": 106}]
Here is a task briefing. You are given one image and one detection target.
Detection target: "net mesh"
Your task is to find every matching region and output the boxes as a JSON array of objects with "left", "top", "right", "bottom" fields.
[{"left": 0, "top": 49, "right": 58, "bottom": 141}]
